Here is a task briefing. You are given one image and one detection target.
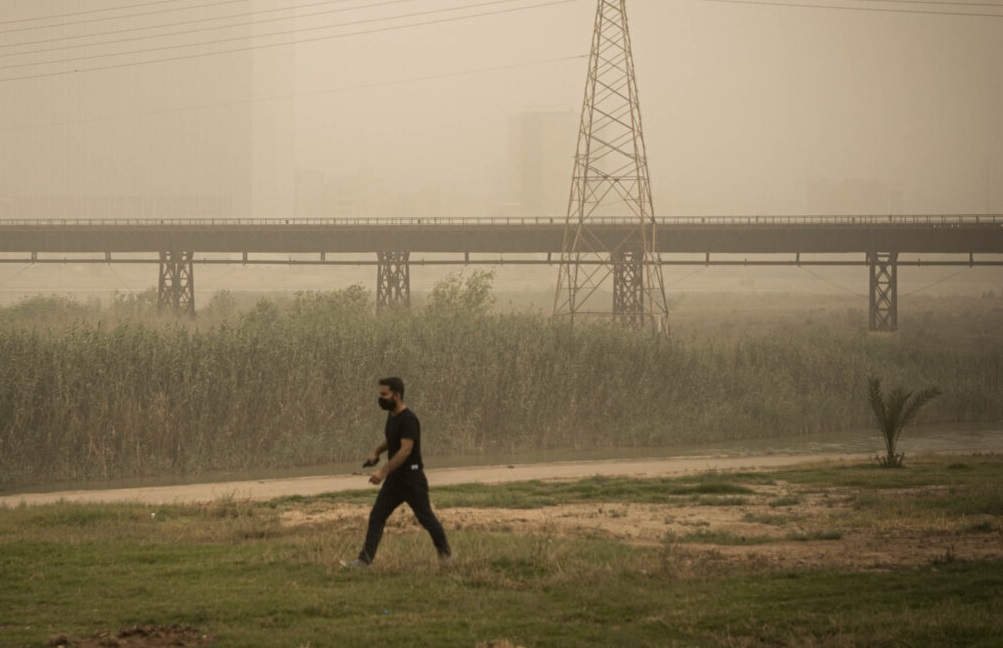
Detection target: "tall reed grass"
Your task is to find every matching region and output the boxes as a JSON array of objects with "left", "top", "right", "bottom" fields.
[{"left": 1, "top": 290, "right": 1000, "bottom": 487}]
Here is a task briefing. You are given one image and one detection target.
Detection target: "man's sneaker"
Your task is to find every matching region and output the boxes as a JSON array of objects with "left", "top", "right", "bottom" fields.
[{"left": 340, "top": 559, "right": 369, "bottom": 569}]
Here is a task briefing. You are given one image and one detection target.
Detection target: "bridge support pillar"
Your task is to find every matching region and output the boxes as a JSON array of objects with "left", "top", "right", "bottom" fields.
[
  {"left": 158, "top": 250, "right": 195, "bottom": 318},
  {"left": 376, "top": 251, "right": 410, "bottom": 312},
  {"left": 612, "top": 249, "right": 645, "bottom": 329},
  {"left": 868, "top": 252, "right": 898, "bottom": 332}
]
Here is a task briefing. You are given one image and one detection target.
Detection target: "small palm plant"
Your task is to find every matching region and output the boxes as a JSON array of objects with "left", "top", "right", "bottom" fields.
[{"left": 867, "top": 376, "right": 942, "bottom": 468}]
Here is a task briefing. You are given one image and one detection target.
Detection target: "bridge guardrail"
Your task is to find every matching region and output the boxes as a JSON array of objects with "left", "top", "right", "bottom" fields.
[{"left": 0, "top": 214, "right": 1001, "bottom": 228}]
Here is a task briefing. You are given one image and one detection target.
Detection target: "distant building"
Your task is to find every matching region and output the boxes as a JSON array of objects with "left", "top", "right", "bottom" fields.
[
  {"left": 806, "top": 178, "right": 904, "bottom": 215},
  {"left": 303, "top": 169, "right": 498, "bottom": 220},
  {"left": 0, "top": 0, "right": 294, "bottom": 220},
  {"left": 510, "top": 110, "right": 577, "bottom": 218},
  {"left": 324, "top": 171, "right": 393, "bottom": 218}
]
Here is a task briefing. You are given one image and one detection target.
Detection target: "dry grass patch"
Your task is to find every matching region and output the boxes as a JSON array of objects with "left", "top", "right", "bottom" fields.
[{"left": 276, "top": 469, "right": 1003, "bottom": 573}]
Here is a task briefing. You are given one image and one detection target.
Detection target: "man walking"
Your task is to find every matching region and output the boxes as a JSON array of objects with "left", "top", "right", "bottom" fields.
[{"left": 341, "top": 377, "right": 452, "bottom": 568}]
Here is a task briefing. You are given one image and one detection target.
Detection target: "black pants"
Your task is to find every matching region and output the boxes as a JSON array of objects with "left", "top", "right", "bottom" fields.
[{"left": 359, "top": 468, "right": 450, "bottom": 564}]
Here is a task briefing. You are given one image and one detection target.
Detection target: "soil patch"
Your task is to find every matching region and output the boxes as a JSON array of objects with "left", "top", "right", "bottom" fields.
[
  {"left": 279, "top": 480, "right": 1003, "bottom": 572},
  {"left": 49, "top": 625, "right": 212, "bottom": 648}
]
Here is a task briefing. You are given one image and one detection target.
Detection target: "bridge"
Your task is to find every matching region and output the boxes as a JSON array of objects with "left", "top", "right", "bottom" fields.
[{"left": 2, "top": 214, "right": 1002, "bottom": 331}]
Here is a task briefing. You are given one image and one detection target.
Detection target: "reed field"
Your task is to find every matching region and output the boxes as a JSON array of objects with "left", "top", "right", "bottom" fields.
[{"left": 0, "top": 282, "right": 1001, "bottom": 488}]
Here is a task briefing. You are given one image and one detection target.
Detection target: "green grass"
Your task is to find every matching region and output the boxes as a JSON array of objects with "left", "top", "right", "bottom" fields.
[
  {"left": 668, "top": 528, "right": 774, "bottom": 545},
  {"left": 2, "top": 455, "right": 1002, "bottom": 647},
  {"left": 786, "top": 529, "right": 844, "bottom": 541},
  {"left": 743, "top": 511, "right": 799, "bottom": 525},
  {"left": 752, "top": 454, "right": 1003, "bottom": 490},
  {"left": 279, "top": 475, "right": 758, "bottom": 510},
  {"left": 7, "top": 536, "right": 999, "bottom": 647},
  {"left": 2, "top": 517, "right": 1000, "bottom": 648}
]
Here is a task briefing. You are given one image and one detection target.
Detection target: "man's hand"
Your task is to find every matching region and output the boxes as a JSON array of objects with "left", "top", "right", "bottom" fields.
[{"left": 368, "top": 439, "right": 410, "bottom": 485}]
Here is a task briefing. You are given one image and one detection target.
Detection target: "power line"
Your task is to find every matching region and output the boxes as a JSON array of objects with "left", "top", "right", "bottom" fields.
[
  {"left": 0, "top": 0, "right": 581, "bottom": 84},
  {"left": 860, "top": 0, "right": 1003, "bottom": 6},
  {"left": 0, "top": 264, "right": 35, "bottom": 288},
  {"left": 697, "top": 0, "right": 1003, "bottom": 17},
  {"left": 901, "top": 266, "right": 972, "bottom": 297},
  {"left": 664, "top": 265, "right": 709, "bottom": 287},
  {"left": 0, "top": 54, "right": 586, "bottom": 132},
  {"left": 0, "top": 0, "right": 209, "bottom": 26},
  {"left": 10, "top": 0, "right": 996, "bottom": 56},
  {"left": 0, "top": 0, "right": 248, "bottom": 34},
  {"left": 7, "top": 0, "right": 996, "bottom": 31},
  {"left": 0, "top": 0, "right": 563, "bottom": 73},
  {"left": 1, "top": 0, "right": 414, "bottom": 53},
  {"left": 797, "top": 265, "right": 867, "bottom": 297}
]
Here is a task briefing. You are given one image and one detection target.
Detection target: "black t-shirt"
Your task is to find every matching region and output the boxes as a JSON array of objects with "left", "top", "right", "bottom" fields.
[{"left": 385, "top": 408, "right": 423, "bottom": 471}]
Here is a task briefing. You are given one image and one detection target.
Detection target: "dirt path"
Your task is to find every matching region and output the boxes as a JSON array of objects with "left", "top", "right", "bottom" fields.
[{"left": 1, "top": 452, "right": 862, "bottom": 507}]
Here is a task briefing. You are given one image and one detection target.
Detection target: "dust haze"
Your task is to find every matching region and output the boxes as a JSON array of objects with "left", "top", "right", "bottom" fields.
[{"left": 1, "top": 0, "right": 1000, "bottom": 301}]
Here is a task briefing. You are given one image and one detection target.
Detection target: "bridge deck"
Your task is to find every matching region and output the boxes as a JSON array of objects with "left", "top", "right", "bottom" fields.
[{"left": 1, "top": 215, "right": 1001, "bottom": 256}]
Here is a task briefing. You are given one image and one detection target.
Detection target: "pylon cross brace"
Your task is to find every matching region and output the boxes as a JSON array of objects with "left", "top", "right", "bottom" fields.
[
  {"left": 868, "top": 252, "right": 898, "bottom": 332},
  {"left": 376, "top": 251, "right": 411, "bottom": 312},
  {"left": 157, "top": 250, "right": 195, "bottom": 318}
]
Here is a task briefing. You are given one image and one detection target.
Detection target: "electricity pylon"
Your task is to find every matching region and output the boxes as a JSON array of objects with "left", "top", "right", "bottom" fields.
[{"left": 553, "top": 0, "right": 669, "bottom": 333}]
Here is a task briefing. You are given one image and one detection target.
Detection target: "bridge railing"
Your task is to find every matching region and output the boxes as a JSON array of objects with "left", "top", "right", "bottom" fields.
[{"left": 0, "top": 214, "right": 1000, "bottom": 228}]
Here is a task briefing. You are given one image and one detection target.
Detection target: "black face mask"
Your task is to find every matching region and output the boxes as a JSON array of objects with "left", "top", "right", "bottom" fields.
[{"left": 377, "top": 397, "right": 396, "bottom": 411}]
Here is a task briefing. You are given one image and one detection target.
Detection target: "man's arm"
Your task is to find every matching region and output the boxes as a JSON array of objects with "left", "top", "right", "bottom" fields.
[
  {"left": 369, "top": 438, "right": 413, "bottom": 485},
  {"left": 365, "top": 441, "right": 388, "bottom": 467}
]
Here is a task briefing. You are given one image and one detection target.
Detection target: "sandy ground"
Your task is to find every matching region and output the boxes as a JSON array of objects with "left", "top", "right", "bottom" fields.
[
  {"left": 274, "top": 452, "right": 1003, "bottom": 573},
  {"left": 0, "top": 452, "right": 860, "bottom": 507}
]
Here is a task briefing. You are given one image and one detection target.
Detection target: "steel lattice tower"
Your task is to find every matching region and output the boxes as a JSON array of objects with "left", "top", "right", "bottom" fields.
[
  {"left": 553, "top": 0, "right": 668, "bottom": 333},
  {"left": 157, "top": 250, "right": 195, "bottom": 318}
]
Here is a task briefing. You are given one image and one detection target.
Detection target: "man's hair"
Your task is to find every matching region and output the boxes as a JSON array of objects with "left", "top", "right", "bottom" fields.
[{"left": 378, "top": 377, "right": 405, "bottom": 399}]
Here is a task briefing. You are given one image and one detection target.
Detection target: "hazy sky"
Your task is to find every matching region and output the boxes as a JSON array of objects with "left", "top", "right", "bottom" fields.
[
  {"left": 2, "top": 0, "right": 1001, "bottom": 216},
  {"left": 288, "top": 0, "right": 1003, "bottom": 214}
]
